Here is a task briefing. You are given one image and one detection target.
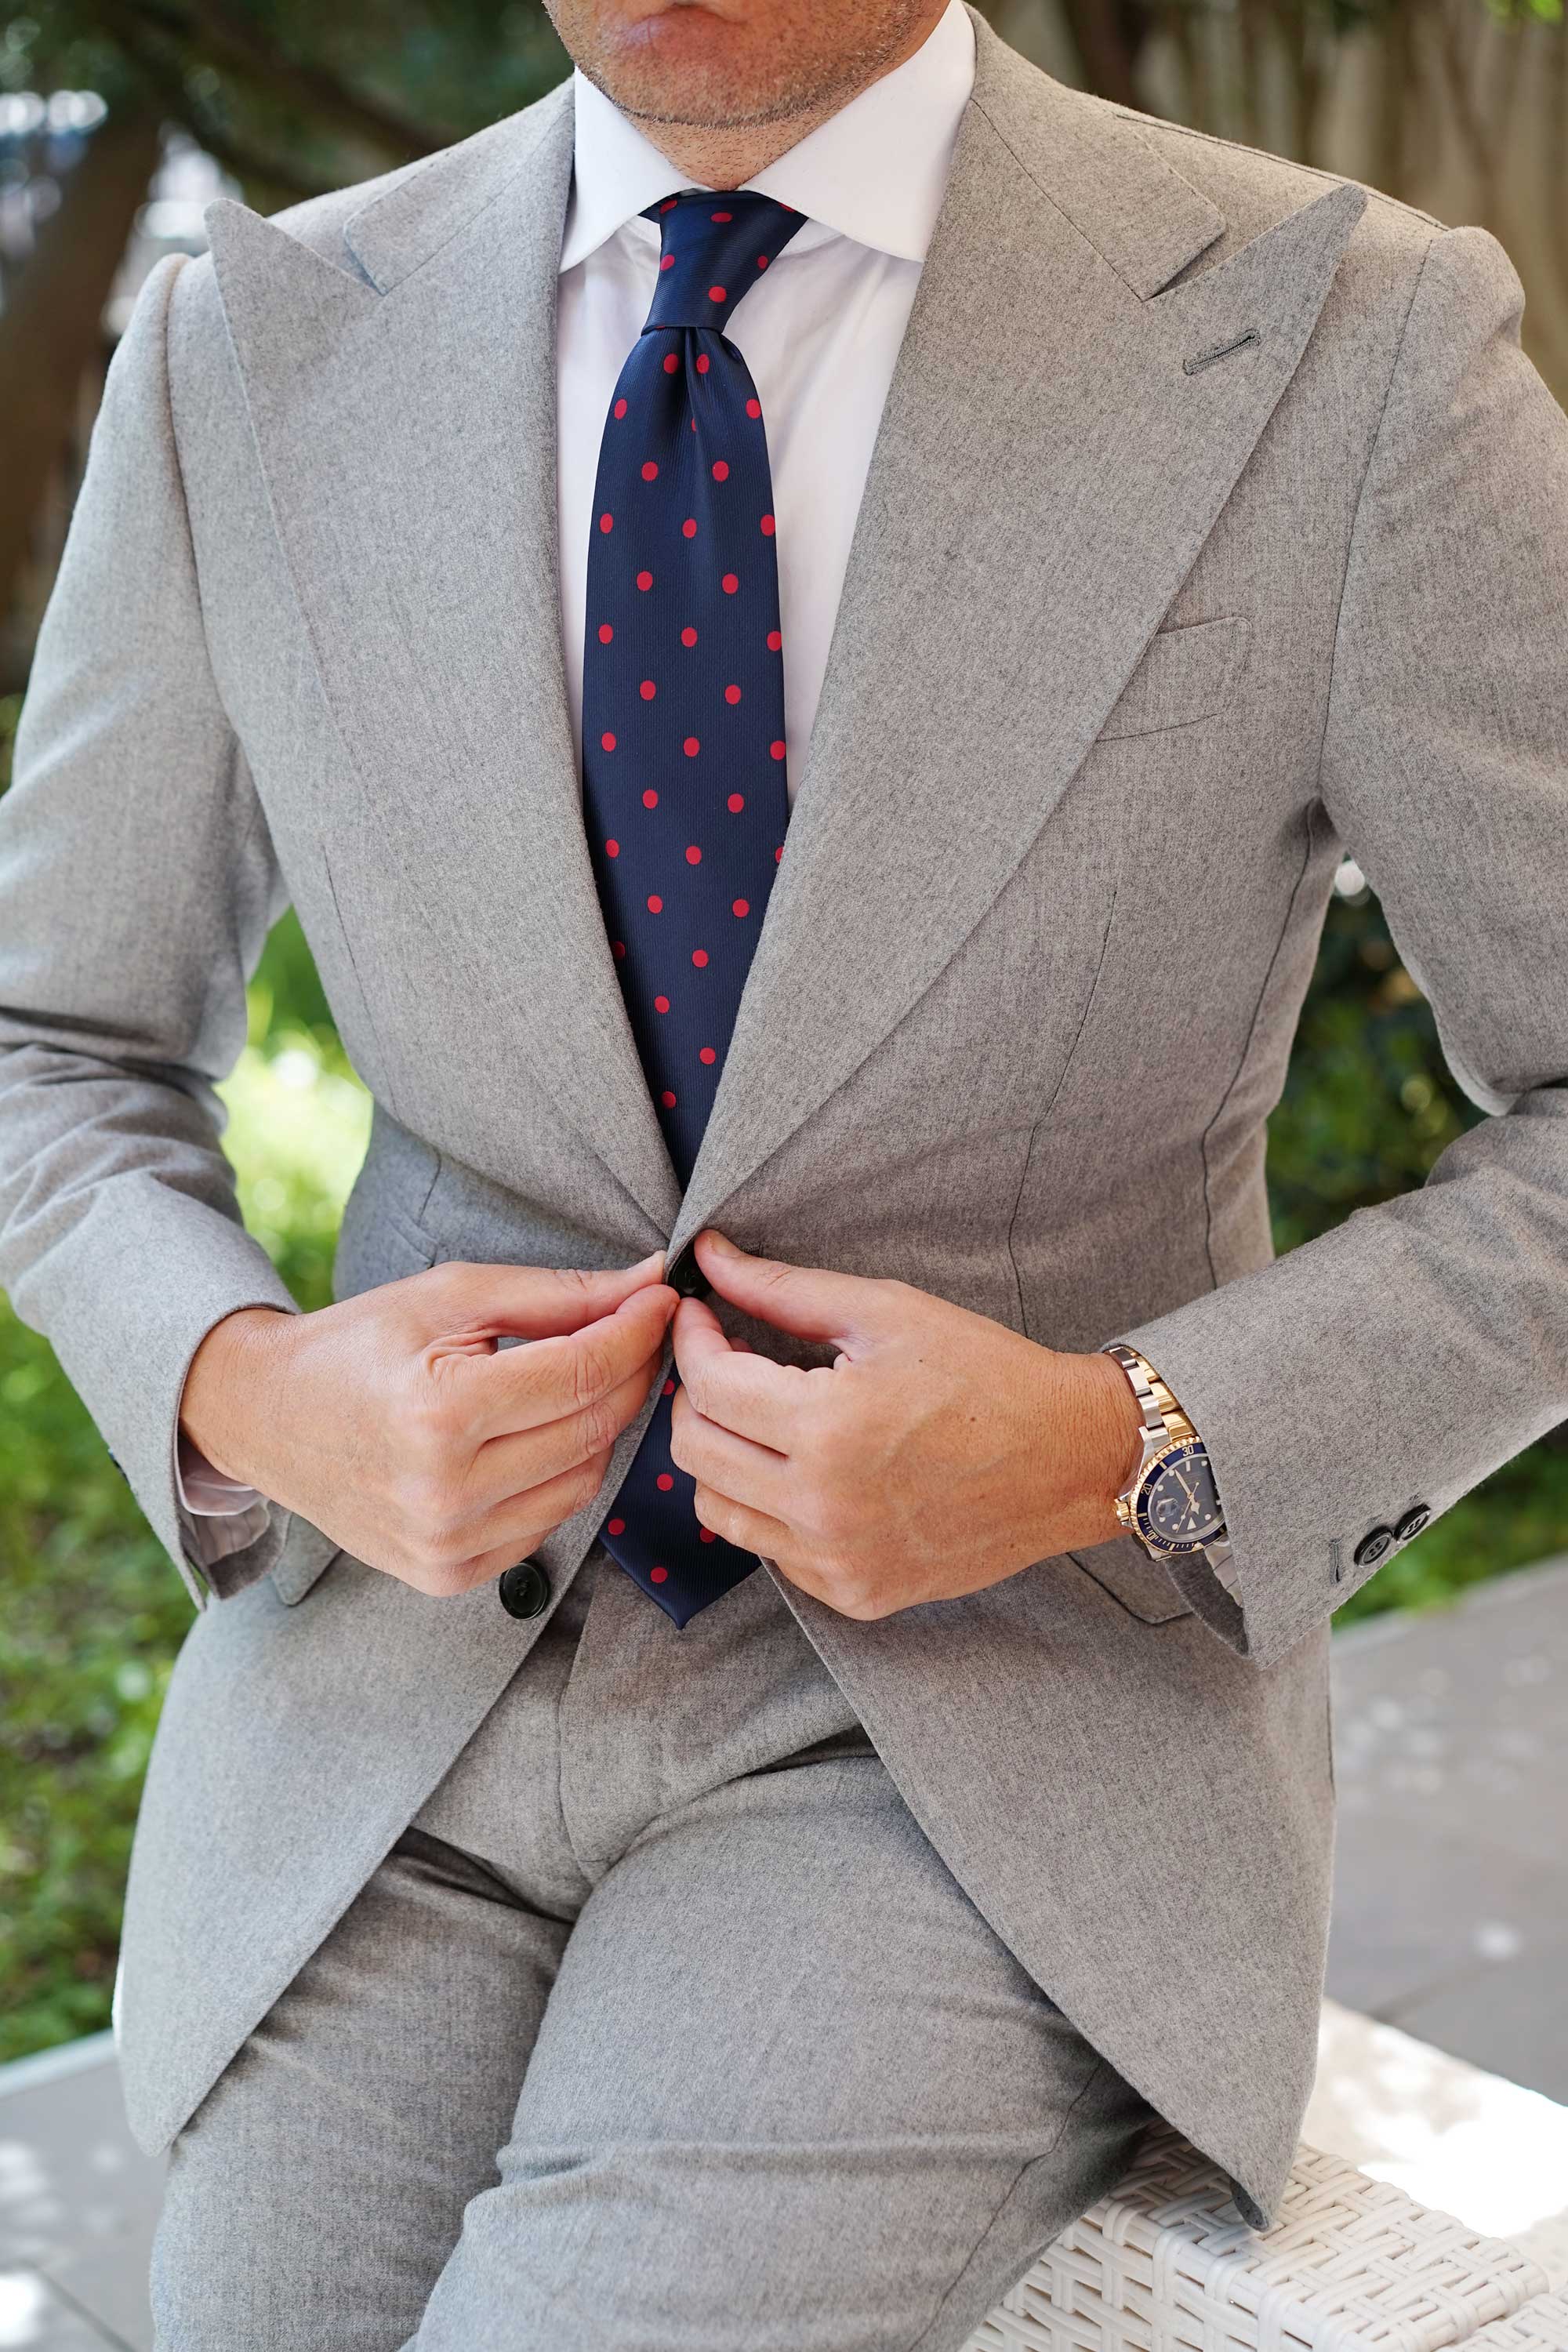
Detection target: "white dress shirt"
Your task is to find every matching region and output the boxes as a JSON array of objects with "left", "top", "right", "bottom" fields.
[{"left": 177, "top": 2, "right": 976, "bottom": 1548}]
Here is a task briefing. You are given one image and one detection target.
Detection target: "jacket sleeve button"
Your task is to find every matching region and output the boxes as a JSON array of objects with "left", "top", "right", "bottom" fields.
[
  {"left": 1352, "top": 1526, "right": 1395, "bottom": 1568},
  {"left": 1393, "top": 1504, "right": 1431, "bottom": 1544},
  {"left": 498, "top": 1558, "right": 552, "bottom": 1619}
]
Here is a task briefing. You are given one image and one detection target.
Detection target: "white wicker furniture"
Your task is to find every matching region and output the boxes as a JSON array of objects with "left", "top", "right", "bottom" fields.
[
  {"left": 963, "top": 2122, "right": 1560, "bottom": 2352},
  {"left": 1465, "top": 2292, "right": 1568, "bottom": 2349}
]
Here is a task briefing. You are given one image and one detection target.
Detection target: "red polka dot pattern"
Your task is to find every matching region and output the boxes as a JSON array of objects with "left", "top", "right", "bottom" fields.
[{"left": 581, "top": 187, "right": 804, "bottom": 1628}]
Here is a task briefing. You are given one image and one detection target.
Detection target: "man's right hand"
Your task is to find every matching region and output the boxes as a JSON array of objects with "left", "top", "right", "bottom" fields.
[{"left": 178, "top": 1254, "right": 676, "bottom": 1596}]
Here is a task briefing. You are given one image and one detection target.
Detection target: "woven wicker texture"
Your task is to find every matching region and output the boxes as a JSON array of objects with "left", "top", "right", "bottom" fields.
[
  {"left": 961, "top": 2126, "right": 1551, "bottom": 2352},
  {"left": 1461, "top": 2289, "right": 1568, "bottom": 2349}
]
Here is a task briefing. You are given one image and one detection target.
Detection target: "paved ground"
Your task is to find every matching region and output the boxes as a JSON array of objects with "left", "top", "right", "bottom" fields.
[
  {"left": 2, "top": 1554, "right": 1565, "bottom": 2350},
  {"left": 1327, "top": 1552, "right": 1568, "bottom": 2097}
]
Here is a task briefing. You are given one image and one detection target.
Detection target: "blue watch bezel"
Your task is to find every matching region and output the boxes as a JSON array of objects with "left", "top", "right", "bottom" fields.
[{"left": 1134, "top": 1436, "right": 1225, "bottom": 1558}]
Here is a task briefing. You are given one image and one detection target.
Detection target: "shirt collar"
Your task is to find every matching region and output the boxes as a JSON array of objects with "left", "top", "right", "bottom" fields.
[{"left": 559, "top": 0, "right": 975, "bottom": 274}]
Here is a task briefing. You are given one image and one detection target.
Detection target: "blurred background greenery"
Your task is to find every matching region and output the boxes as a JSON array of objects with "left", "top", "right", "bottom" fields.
[{"left": 2, "top": 0, "right": 1566, "bottom": 2063}]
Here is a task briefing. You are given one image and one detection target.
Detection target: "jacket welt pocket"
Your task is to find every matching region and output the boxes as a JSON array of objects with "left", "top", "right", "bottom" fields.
[
  {"left": 1095, "top": 615, "right": 1249, "bottom": 742},
  {"left": 1067, "top": 1532, "right": 1195, "bottom": 1624},
  {"left": 270, "top": 1512, "right": 344, "bottom": 1606}
]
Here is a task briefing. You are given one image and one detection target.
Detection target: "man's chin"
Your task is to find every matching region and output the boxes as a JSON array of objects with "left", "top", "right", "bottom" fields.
[{"left": 581, "top": 5, "right": 840, "bottom": 132}]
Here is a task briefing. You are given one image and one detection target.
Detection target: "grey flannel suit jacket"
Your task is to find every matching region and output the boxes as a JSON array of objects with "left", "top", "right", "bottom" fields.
[{"left": 3, "top": 11, "right": 1566, "bottom": 2227}]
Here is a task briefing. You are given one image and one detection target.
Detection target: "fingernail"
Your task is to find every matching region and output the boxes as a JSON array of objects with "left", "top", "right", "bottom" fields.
[{"left": 702, "top": 1230, "right": 739, "bottom": 1257}]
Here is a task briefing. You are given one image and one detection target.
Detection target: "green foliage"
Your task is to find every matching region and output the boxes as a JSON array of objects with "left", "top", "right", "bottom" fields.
[
  {"left": 1268, "top": 882, "right": 1480, "bottom": 1252},
  {"left": 0, "top": 1317, "right": 188, "bottom": 2060},
  {"left": 3, "top": 0, "right": 569, "bottom": 205}
]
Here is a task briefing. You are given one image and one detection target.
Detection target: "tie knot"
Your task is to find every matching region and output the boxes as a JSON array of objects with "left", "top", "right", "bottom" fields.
[{"left": 641, "top": 190, "right": 804, "bottom": 337}]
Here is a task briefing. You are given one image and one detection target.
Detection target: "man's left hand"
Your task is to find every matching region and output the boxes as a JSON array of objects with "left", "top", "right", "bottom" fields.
[{"left": 669, "top": 1230, "right": 1145, "bottom": 1621}]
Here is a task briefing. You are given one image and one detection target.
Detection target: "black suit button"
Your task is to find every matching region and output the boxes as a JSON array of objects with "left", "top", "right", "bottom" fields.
[
  {"left": 498, "top": 1558, "right": 551, "bottom": 1619},
  {"left": 1353, "top": 1526, "right": 1395, "bottom": 1569},
  {"left": 1394, "top": 1504, "right": 1431, "bottom": 1544},
  {"left": 666, "top": 1243, "right": 710, "bottom": 1301}
]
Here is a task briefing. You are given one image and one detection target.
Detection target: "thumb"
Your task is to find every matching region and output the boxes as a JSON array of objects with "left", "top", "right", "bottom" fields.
[
  {"left": 425, "top": 1251, "right": 668, "bottom": 1342},
  {"left": 691, "top": 1231, "right": 888, "bottom": 1351}
]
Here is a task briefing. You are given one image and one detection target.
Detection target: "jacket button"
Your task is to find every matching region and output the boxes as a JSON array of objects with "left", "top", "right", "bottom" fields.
[
  {"left": 497, "top": 1558, "right": 551, "bottom": 1619},
  {"left": 666, "top": 1242, "right": 710, "bottom": 1301},
  {"left": 1394, "top": 1504, "right": 1431, "bottom": 1544},
  {"left": 1353, "top": 1525, "right": 1394, "bottom": 1568}
]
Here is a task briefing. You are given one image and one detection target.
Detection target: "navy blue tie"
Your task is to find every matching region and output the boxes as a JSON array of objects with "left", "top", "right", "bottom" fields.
[{"left": 582, "top": 190, "right": 805, "bottom": 1628}]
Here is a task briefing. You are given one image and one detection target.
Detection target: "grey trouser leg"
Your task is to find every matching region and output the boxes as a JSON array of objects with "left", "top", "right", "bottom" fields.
[{"left": 151, "top": 1552, "right": 1152, "bottom": 2350}]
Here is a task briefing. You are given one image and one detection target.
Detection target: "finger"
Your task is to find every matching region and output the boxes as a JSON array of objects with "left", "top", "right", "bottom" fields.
[
  {"left": 672, "top": 1296, "right": 811, "bottom": 1450},
  {"left": 689, "top": 1479, "right": 795, "bottom": 1565},
  {"left": 420, "top": 1251, "right": 667, "bottom": 1345},
  {"left": 461, "top": 1283, "right": 676, "bottom": 1443},
  {"left": 467, "top": 1348, "right": 663, "bottom": 1511},
  {"left": 434, "top": 1446, "right": 617, "bottom": 1595},
  {"left": 670, "top": 1388, "right": 793, "bottom": 1519},
  {"left": 692, "top": 1231, "right": 889, "bottom": 1352}
]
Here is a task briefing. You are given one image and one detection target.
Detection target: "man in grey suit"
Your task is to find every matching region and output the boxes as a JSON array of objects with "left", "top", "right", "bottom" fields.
[{"left": 2, "top": 0, "right": 1566, "bottom": 2336}]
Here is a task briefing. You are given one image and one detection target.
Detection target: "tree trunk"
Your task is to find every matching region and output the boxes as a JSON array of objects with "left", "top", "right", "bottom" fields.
[
  {"left": 1057, "top": 0, "right": 1145, "bottom": 107},
  {"left": 0, "top": 105, "right": 164, "bottom": 634}
]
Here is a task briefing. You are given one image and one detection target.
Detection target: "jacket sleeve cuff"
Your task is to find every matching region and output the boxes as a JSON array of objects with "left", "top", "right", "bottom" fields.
[{"left": 34, "top": 1181, "right": 301, "bottom": 1608}]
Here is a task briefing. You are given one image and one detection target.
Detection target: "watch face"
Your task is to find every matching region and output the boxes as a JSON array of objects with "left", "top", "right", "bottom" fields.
[{"left": 1137, "top": 1440, "right": 1224, "bottom": 1555}]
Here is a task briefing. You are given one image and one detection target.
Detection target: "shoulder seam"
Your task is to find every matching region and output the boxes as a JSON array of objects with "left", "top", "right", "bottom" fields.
[
  {"left": 1106, "top": 106, "right": 1446, "bottom": 231},
  {"left": 1313, "top": 224, "right": 1446, "bottom": 811},
  {"left": 159, "top": 251, "right": 240, "bottom": 736}
]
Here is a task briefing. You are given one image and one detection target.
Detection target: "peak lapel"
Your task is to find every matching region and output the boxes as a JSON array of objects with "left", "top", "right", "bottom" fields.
[
  {"left": 670, "top": 39, "right": 1365, "bottom": 1258},
  {"left": 205, "top": 84, "right": 682, "bottom": 1236}
]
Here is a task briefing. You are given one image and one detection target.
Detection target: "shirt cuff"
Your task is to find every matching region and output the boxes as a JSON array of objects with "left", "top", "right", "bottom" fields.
[{"left": 174, "top": 1427, "right": 271, "bottom": 1567}]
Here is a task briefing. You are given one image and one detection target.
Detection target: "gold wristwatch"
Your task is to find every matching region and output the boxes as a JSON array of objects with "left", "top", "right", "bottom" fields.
[{"left": 1102, "top": 1344, "right": 1236, "bottom": 1590}]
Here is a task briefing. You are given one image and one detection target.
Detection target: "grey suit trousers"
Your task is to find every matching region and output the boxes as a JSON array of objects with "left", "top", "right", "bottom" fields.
[{"left": 150, "top": 1547, "right": 1153, "bottom": 2350}]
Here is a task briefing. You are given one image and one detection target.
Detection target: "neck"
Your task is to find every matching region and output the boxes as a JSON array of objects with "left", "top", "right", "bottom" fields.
[{"left": 619, "top": 3, "right": 948, "bottom": 188}]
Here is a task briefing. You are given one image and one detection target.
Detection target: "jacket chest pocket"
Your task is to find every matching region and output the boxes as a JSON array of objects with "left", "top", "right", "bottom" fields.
[{"left": 1094, "top": 615, "right": 1249, "bottom": 742}]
